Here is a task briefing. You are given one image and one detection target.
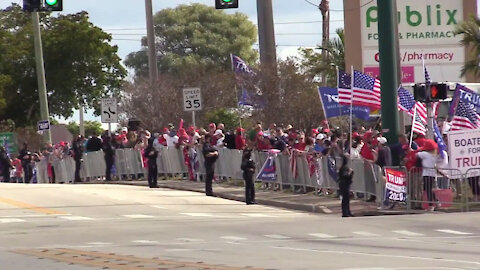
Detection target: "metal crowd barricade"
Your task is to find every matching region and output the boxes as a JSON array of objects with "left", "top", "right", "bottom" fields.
[
  {"left": 463, "top": 168, "right": 480, "bottom": 211},
  {"left": 81, "top": 151, "right": 106, "bottom": 179},
  {"left": 407, "top": 167, "right": 465, "bottom": 211}
]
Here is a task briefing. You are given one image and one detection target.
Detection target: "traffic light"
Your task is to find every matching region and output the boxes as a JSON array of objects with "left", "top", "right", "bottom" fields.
[
  {"left": 23, "top": 0, "right": 41, "bottom": 12},
  {"left": 414, "top": 83, "right": 426, "bottom": 101},
  {"left": 215, "top": 0, "right": 238, "bottom": 9},
  {"left": 430, "top": 83, "right": 448, "bottom": 101},
  {"left": 44, "top": 0, "right": 63, "bottom": 11}
]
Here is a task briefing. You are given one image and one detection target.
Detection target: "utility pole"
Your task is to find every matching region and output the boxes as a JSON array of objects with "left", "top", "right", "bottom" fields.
[
  {"left": 377, "top": 0, "right": 400, "bottom": 145},
  {"left": 320, "top": 0, "right": 330, "bottom": 87},
  {"left": 79, "top": 104, "right": 85, "bottom": 137},
  {"left": 32, "top": 12, "right": 52, "bottom": 144},
  {"left": 256, "top": 0, "right": 277, "bottom": 72},
  {"left": 145, "top": 0, "right": 158, "bottom": 84}
]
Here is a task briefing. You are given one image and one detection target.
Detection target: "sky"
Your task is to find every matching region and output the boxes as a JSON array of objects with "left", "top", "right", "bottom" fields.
[
  {"left": 1, "top": 0, "right": 345, "bottom": 126},
  {"left": 2, "top": 0, "right": 479, "bottom": 127}
]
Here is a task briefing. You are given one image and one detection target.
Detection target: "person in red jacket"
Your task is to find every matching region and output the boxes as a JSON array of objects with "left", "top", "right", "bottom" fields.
[{"left": 235, "top": 127, "right": 246, "bottom": 150}]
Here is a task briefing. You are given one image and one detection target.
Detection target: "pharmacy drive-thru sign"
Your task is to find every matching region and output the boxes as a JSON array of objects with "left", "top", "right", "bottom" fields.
[
  {"left": 344, "top": 0, "right": 478, "bottom": 83},
  {"left": 448, "top": 129, "right": 480, "bottom": 173}
]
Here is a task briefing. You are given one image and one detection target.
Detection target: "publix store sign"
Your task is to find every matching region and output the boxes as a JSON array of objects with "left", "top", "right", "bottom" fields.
[{"left": 359, "top": 0, "right": 465, "bottom": 83}]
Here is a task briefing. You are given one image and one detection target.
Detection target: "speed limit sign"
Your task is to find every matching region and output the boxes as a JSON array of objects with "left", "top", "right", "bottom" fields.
[{"left": 183, "top": 88, "right": 202, "bottom": 111}]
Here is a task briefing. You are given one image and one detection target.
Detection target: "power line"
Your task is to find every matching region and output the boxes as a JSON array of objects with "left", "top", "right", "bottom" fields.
[{"left": 302, "top": 0, "right": 375, "bottom": 12}]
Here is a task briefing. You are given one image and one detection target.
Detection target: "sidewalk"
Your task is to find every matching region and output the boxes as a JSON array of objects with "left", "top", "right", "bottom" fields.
[{"left": 98, "top": 179, "right": 419, "bottom": 216}]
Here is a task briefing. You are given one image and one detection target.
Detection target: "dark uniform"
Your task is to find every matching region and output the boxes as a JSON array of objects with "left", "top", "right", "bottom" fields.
[
  {"left": 0, "top": 147, "right": 11, "bottom": 183},
  {"left": 18, "top": 144, "right": 32, "bottom": 184},
  {"left": 338, "top": 155, "right": 354, "bottom": 217},
  {"left": 241, "top": 149, "right": 256, "bottom": 204},
  {"left": 72, "top": 137, "right": 84, "bottom": 183},
  {"left": 202, "top": 137, "right": 218, "bottom": 196},
  {"left": 103, "top": 137, "right": 115, "bottom": 181},
  {"left": 145, "top": 139, "right": 158, "bottom": 188}
]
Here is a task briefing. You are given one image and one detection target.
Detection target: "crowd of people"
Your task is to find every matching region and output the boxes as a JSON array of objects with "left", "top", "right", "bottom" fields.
[{"left": 1, "top": 120, "right": 479, "bottom": 214}]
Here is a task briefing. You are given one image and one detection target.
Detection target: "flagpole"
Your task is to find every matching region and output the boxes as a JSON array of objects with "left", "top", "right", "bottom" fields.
[
  {"left": 317, "top": 86, "right": 329, "bottom": 130},
  {"left": 231, "top": 53, "right": 243, "bottom": 129},
  {"left": 336, "top": 65, "right": 342, "bottom": 118},
  {"left": 409, "top": 105, "right": 417, "bottom": 149},
  {"left": 349, "top": 65, "right": 354, "bottom": 156}
]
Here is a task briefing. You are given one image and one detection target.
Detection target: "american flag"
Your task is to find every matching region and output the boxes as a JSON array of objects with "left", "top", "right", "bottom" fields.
[
  {"left": 424, "top": 66, "right": 432, "bottom": 84},
  {"left": 451, "top": 100, "right": 480, "bottom": 130},
  {"left": 397, "top": 87, "right": 427, "bottom": 123},
  {"left": 337, "top": 70, "right": 351, "bottom": 106},
  {"left": 352, "top": 70, "right": 381, "bottom": 109},
  {"left": 287, "top": 148, "right": 298, "bottom": 179},
  {"left": 412, "top": 112, "right": 427, "bottom": 135}
]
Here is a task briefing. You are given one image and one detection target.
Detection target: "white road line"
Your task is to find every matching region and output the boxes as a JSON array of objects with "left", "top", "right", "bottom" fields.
[
  {"left": 122, "top": 214, "right": 155, "bottom": 219},
  {"left": 175, "top": 238, "right": 204, "bottom": 242},
  {"left": 132, "top": 240, "right": 159, "bottom": 244},
  {"left": 86, "top": 242, "right": 112, "bottom": 245},
  {"left": 352, "top": 231, "right": 380, "bottom": 237},
  {"left": 59, "top": 216, "right": 94, "bottom": 221},
  {"left": 264, "top": 234, "right": 291, "bottom": 239},
  {"left": 392, "top": 230, "right": 424, "bottom": 236},
  {"left": 309, "top": 233, "right": 336, "bottom": 239},
  {"left": 165, "top": 249, "right": 192, "bottom": 252},
  {"left": 181, "top": 213, "right": 214, "bottom": 217},
  {"left": 150, "top": 205, "right": 167, "bottom": 209},
  {"left": 220, "top": 236, "right": 247, "bottom": 241},
  {"left": 0, "top": 218, "right": 26, "bottom": 223},
  {"left": 436, "top": 229, "right": 473, "bottom": 235},
  {"left": 241, "top": 213, "right": 273, "bottom": 217}
]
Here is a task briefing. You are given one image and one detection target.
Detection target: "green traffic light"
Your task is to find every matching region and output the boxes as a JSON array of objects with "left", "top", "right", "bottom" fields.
[
  {"left": 222, "top": 0, "right": 233, "bottom": 2},
  {"left": 46, "top": 0, "right": 58, "bottom": 6}
]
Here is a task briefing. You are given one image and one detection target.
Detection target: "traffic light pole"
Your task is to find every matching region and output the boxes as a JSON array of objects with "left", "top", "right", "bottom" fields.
[
  {"left": 426, "top": 85, "right": 434, "bottom": 140},
  {"left": 377, "top": 0, "right": 399, "bottom": 145},
  {"left": 32, "top": 12, "right": 52, "bottom": 144}
]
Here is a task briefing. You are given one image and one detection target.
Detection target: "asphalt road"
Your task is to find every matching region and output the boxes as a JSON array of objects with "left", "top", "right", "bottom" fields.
[{"left": 0, "top": 183, "right": 479, "bottom": 270}]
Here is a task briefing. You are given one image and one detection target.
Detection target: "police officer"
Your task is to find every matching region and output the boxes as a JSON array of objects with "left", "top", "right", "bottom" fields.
[
  {"left": 0, "top": 147, "right": 12, "bottom": 183},
  {"left": 145, "top": 138, "right": 159, "bottom": 188},
  {"left": 102, "top": 135, "right": 115, "bottom": 181},
  {"left": 241, "top": 148, "right": 256, "bottom": 204},
  {"left": 338, "top": 155, "right": 354, "bottom": 217},
  {"left": 18, "top": 143, "right": 33, "bottom": 183},
  {"left": 72, "top": 136, "right": 84, "bottom": 183},
  {"left": 202, "top": 134, "right": 218, "bottom": 196}
]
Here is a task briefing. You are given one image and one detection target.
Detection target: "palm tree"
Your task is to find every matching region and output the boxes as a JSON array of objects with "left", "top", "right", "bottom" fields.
[
  {"left": 455, "top": 16, "right": 480, "bottom": 78},
  {"left": 299, "top": 28, "right": 345, "bottom": 87}
]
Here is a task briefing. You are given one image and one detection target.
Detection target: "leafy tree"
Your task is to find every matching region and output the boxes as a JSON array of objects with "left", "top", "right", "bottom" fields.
[
  {"left": 121, "top": 65, "right": 237, "bottom": 130},
  {"left": 0, "top": 4, "right": 126, "bottom": 126},
  {"left": 299, "top": 28, "right": 345, "bottom": 87},
  {"left": 66, "top": 121, "right": 103, "bottom": 137},
  {"left": 125, "top": 3, "right": 257, "bottom": 77},
  {"left": 205, "top": 108, "right": 241, "bottom": 131},
  {"left": 455, "top": 16, "right": 480, "bottom": 78}
]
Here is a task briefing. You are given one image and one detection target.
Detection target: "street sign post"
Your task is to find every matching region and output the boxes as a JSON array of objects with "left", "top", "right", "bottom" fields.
[
  {"left": 183, "top": 88, "right": 202, "bottom": 126},
  {"left": 101, "top": 98, "right": 118, "bottom": 124},
  {"left": 37, "top": 120, "right": 50, "bottom": 132}
]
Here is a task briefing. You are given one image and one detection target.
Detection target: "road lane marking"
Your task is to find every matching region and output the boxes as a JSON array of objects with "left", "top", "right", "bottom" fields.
[
  {"left": 241, "top": 213, "right": 274, "bottom": 217},
  {"left": 151, "top": 205, "right": 167, "bottom": 209},
  {"left": 352, "top": 231, "right": 380, "bottom": 237},
  {"left": 272, "top": 246, "right": 480, "bottom": 266},
  {"left": 59, "top": 216, "right": 94, "bottom": 221},
  {"left": 436, "top": 229, "right": 473, "bottom": 235},
  {"left": 220, "top": 236, "right": 247, "bottom": 241},
  {"left": 85, "top": 242, "right": 112, "bottom": 245},
  {"left": 175, "top": 238, "right": 204, "bottom": 242},
  {"left": 132, "top": 240, "right": 159, "bottom": 244},
  {"left": 392, "top": 230, "right": 424, "bottom": 236},
  {"left": 181, "top": 213, "right": 214, "bottom": 217},
  {"left": 309, "top": 233, "right": 336, "bottom": 239},
  {"left": 264, "top": 234, "right": 291, "bottom": 239},
  {"left": 0, "top": 197, "right": 66, "bottom": 215},
  {"left": 122, "top": 214, "right": 155, "bottom": 219},
  {"left": 0, "top": 218, "right": 25, "bottom": 223}
]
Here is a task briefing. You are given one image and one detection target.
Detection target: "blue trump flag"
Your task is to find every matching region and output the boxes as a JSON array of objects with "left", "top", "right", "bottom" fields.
[{"left": 318, "top": 87, "right": 370, "bottom": 120}]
